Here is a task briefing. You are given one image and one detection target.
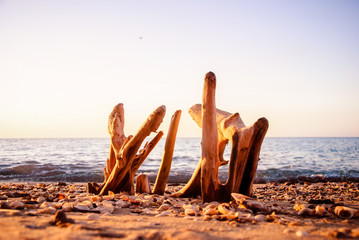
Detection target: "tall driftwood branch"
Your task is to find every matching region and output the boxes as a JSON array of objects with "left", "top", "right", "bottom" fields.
[
  {"left": 200, "top": 72, "right": 222, "bottom": 202},
  {"left": 153, "top": 110, "right": 182, "bottom": 195}
]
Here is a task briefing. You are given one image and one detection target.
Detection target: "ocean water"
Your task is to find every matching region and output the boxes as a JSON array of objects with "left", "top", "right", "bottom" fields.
[{"left": 0, "top": 137, "right": 358, "bottom": 183}]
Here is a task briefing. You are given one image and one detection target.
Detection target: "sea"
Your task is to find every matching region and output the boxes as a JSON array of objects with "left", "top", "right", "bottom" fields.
[{"left": 0, "top": 137, "right": 358, "bottom": 184}]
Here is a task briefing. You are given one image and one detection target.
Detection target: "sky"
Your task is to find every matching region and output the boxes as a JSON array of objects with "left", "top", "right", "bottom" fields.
[{"left": 0, "top": 0, "right": 358, "bottom": 138}]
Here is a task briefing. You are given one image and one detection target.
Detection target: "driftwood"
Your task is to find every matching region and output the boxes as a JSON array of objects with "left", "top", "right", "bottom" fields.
[
  {"left": 87, "top": 104, "right": 166, "bottom": 195},
  {"left": 173, "top": 72, "right": 269, "bottom": 202},
  {"left": 152, "top": 110, "right": 182, "bottom": 195},
  {"left": 136, "top": 174, "right": 151, "bottom": 194}
]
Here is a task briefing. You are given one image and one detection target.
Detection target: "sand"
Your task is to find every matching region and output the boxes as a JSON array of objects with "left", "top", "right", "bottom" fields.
[{"left": 0, "top": 182, "right": 358, "bottom": 240}]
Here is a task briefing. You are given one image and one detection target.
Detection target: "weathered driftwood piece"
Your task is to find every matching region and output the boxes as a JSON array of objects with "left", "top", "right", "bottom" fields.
[
  {"left": 174, "top": 72, "right": 268, "bottom": 202},
  {"left": 87, "top": 104, "right": 166, "bottom": 195},
  {"left": 104, "top": 103, "right": 126, "bottom": 182},
  {"left": 136, "top": 174, "right": 151, "bottom": 194},
  {"left": 153, "top": 110, "right": 182, "bottom": 195},
  {"left": 200, "top": 72, "right": 221, "bottom": 202}
]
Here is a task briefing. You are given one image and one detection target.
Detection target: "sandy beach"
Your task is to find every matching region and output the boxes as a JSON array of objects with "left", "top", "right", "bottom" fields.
[{"left": 0, "top": 182, "right": 358, "bottom": 240}]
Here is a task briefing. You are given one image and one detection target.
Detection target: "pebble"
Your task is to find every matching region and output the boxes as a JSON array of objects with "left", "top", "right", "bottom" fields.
[
  {"left": 100, "top": 201, "right": 114, "bottom": 214},
  {"left": 102, "top": 212, "right": 113, "bottom": 217},
  {"left": 74, "top": 205, "right": 90, "bottom": 212},
  {"left": 37, "top": 196, "right": 46, "bottom": 203},
  {"left": 86, "top": 213, "right": 101, "bottom": 220},
  {"left": 155, "top": 211, "right": 174, "bottom": 217},
  {"left": 49, "top": 211, "right": 75, "bottom": 226},
  {"left": 0, "top": 201, "right": 11, "bottom": 209},
  {"left": 352, "top": 227, "right": 359, "bottom": 237},
  {"left": 37, "top": 206, "right": 56, "bottom": 214},
  {"left": 298, "top": 208, "right": 315, "bottom": 216},
  {"left": 296, "top": 230, "right": 309, "bottom": 237},
  {"left": 204, "top": 209, "right": 218, "bottom": 216},
  {"left": 158, "top": 204, "right": 171, "bottom": 211},
  {"left": 283, "top": 228, "right": 293, "bottom": 234},
  {"left": 115, "top": 200, "right": 129, "bottom": 208},
  {"left": 9, "top": 201, "right": 24, "bottom": 209},
  {"left": 202, "top": 215, "right": 212, "bottom": 221},
  {"left": 7, "top": 210, "right": 22, "bottom": 216},
  {"left": 62, "top": 202, "right": 73, "bottom": 212},
  {"left": 0, "top": 181, "right": 358, "bottom": 236},
  {"left": 254, "top": 214, "right": 267, "bottom": 222}
]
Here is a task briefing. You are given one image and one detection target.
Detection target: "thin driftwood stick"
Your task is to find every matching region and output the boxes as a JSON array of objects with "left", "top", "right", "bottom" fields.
[{"left": 153, "top": 110, "right": 182, "bottom": 195}]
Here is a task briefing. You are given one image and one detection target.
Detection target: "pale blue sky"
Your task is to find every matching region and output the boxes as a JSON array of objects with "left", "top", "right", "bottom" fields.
[{"left": 0, "top": 0, "right": 358, "bottom": 138}]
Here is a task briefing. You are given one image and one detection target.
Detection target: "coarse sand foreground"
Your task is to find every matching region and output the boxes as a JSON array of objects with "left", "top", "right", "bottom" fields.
[{"left": 0, "top": 182, "right": 358, "bottom": 240}]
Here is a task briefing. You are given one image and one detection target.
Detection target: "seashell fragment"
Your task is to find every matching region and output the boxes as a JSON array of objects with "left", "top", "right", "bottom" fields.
[
  {"left": 40, "top": 202, "right": 56, "bottom": 209},
  {"left": 202, "top": 215, "right": 212, "bottom": 221},
  {"left": 204, "top": 209, "right": 218, "bottom": 216},
  {"left": 172, "top": 203, "right": 183, "bottom": 208},
  {"left": 91, "top": 196, "right": 101, "bottom": 202},
  {"left": 293, "top": 203, "right": 306, "bottom": 212},
  {"left": 130, "top": 198, "right": 143, "bottom": 205},
  {"left": 237, "top": 213, "right": 253, "bottom": 222},
  {"left": 9, "top": 201, "right": 24, "bottom": 209},
  {"left": 62, "top": 202, "right": 73, "bottom": 212},
  {"left": 141, "top": 200, "right": 151, "bottom": 208},
  {"left": 231, "top": 193, "right": 250, "bottom": 203},
  {"left": 221, "top": 212, "right": 238, "bottom": 220},
  {"left": 74, "top": 205, "right": 90, "bottom": 212},
  {"left": 270, "top": 204, "right": 283, "bottom": 213},
  {"left": 158, "top": 204, "right": 171, "bottom": 211},
  {"left": 100, "top": 200, "right": 114, "bottom": 214},
  {"left": 77, "top": 200, "right": 93, "bottom": 209},
  {"left": 37, "top": 206, "right": 56, "bottom": 214},
  {"left": 296, "top": 230, "right": 309, "bottom": 237},
  {"left": 155, "top": 211, "right": 174, "bottom": 217},
  {"left": 254, "top": 214, "right": 267, "bottom": 222},
  {"left": 204, "top": 203, "right": 218, "bottom": 211},
  {"left": 315, "top": 205, "right": 328, "bottom": 216},
  {"left": 0, "top": 196, "right": 7, "bottom": 200},
  {"left": 185, "top": 208, "right": 197, "bottom": 216},
  {"left": 352, "top": 227, "right": 359, "bottom": 238},
  {"left": 217, "top": 203, "right": 233, "bottom": 215},
  {"left": 334, "top": 206, "right": 359, "bottom": 219},
  {"left": 37, "top": 196, "right": 46, "bottom": 203},
  {"left": 298, "top": 208, "right": 315, "bottom": 216},
  {"left": 115, "top": 200, "right": 129, "bottom": 208},
  {"left": 245, "top": 200, "right": 267, "bottom": 213},
  {"left": 182, "top": 204, "right": 194, "bottom": 210},
  {"left": 283, "top": 228, "right": 293, "bottom": 234},
  {"left": 86, "top": 213, "right": 100, "bottom": 220}
]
